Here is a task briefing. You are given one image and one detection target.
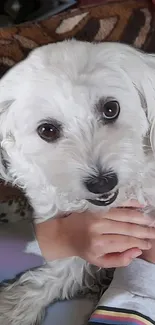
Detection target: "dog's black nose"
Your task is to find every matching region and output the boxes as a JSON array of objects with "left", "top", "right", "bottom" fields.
[{"left": 85, "top": 172, "right": 118, "bottom": 194}]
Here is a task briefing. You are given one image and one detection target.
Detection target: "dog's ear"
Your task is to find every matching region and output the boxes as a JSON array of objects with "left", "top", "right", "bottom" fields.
[
  {"left": 124, "top": 50, "right": 155, "bottom": 156},
  {"left": 136, "top": 85, "right": 155, "bottom": 156},
  {"left": 142, "top": 55, "right": 155, "bottom": 157},
  {"left": 0, "top": 59, "right": 24, "bottom": 183},
  {"left": 138, "top": 54, "right": 155, "bottom": 157},
  {"left": 0, "top": 99, "right": 15, "bottom": 182}
]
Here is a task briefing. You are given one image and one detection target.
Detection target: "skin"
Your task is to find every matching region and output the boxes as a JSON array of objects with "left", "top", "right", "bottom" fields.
[
  {"left": 141, "top": 240, "right": 155, "bottom": 263},
  {"left": 35, "top": 200, "right": 155, "bottom": 268}
]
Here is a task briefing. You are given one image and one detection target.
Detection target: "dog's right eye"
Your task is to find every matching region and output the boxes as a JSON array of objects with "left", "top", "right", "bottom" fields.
[{"left": 37, "top": 122, "right": 61, "bottom": 142}]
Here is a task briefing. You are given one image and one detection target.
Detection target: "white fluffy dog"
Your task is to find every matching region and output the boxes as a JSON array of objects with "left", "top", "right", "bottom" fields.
[{"left": 0, "top": 40, "right": 155, "bottom": 325}]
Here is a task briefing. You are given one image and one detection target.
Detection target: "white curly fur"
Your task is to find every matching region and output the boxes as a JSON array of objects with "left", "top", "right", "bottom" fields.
[{"left": 0, "top": 40, "right": 155, "bottom": 324}]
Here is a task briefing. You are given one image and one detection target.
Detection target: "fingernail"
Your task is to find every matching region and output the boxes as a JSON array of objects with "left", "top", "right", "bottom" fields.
[{"left": 132, "top": 250, "right": 142, "bottom": 259}]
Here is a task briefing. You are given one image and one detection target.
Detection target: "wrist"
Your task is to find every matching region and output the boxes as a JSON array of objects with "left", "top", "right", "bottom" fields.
[{"left": 35, "top": 217, "right": 76, "bottom": 261}]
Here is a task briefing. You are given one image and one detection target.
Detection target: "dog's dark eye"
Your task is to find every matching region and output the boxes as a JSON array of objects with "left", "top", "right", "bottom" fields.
[
  {"left": 102, "top": 100, "right": 120, "bottom": 121},
  {"left": 37, "top": 123, "right": 61, "bottom": 142}
]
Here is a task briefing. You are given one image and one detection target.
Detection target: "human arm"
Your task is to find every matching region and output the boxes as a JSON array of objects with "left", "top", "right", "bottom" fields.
[
  {"left": 35, "top": 204, "right": 155, "bottom": 267},
  {"left": 1, "top": 203, "right": 155, "bottom": 282}
]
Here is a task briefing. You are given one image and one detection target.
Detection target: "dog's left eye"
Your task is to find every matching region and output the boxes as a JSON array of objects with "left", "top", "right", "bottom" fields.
[
  {"left": 102, "top": 100, "right": 120, "bottom": 121},
  {"left": 37, "top": 123, "right": 61, "bottom": 142}
]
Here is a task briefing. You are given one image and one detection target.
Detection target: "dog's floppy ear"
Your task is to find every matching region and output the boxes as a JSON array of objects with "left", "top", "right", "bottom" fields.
[
  {"left": 124, "top": 50, "right": 155, "bottom": 157},
  {"left": 142, "top": 54, "right": 155, "bottom": 157},
  {"left": 136, "top": 85, "right": 155, "bottom": 156},
  {"left": 0, "top": 99, "right": 15, "bottom": 182},
  {"left": 0, "top": 58, "right": 26, "bottom": 182},
  {"left": 150, "top": 120, "right": 155, "bottom": 156},
  {"left": 138, "top": 54, "right": 155, "bottom": 157}
]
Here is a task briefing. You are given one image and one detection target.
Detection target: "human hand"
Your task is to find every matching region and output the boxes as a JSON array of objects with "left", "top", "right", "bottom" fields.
[{"left": 36, "top": 201, "right": 155, "bottom": 268}]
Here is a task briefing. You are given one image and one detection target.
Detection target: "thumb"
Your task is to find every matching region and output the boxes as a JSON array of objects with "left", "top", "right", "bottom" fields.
[{"left": 95, "top": 248, "right": 142, "bottom": 268}]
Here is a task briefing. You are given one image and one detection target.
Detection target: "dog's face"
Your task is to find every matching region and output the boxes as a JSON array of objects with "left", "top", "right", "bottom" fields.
[{"left": 0, "top": 41, "right": 153, "bottom": 217}]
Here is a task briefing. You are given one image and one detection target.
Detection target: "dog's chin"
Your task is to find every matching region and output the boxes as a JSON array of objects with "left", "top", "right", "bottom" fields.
[{"left": 87, "top": 190, "right": 119, "bottom": 206}]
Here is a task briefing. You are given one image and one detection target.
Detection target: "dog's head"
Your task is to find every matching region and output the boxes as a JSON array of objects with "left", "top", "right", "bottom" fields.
[{"left": 0, "top": 40, "right": 154, "bottom": 218}]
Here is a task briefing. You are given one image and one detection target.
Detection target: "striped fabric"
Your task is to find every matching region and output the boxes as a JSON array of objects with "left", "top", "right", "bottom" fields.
[{"left": 88, "top": 307, "right": 155, "bottom": 325}]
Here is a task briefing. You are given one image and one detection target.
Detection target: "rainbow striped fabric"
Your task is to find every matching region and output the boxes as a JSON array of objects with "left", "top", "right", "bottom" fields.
[{"left": 88, "top": 307, "right": 155, "bottom": 325}]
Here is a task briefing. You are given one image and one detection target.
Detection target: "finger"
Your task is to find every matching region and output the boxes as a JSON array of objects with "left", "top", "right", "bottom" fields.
[
  {"left": 97, "top": 234, "right": 151, "bottom": 255},
  {"left": 95, "top": 219, "right": 155, "bottom": 239},
  {"left": 102, "top": 208, "right": 151, "bottom": 226},
  {"left": 95, "top": 248, "right": 142, "bottom": 268},
  {"left": 120, "top": 200, "right": 144, "bottom": 208}
]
